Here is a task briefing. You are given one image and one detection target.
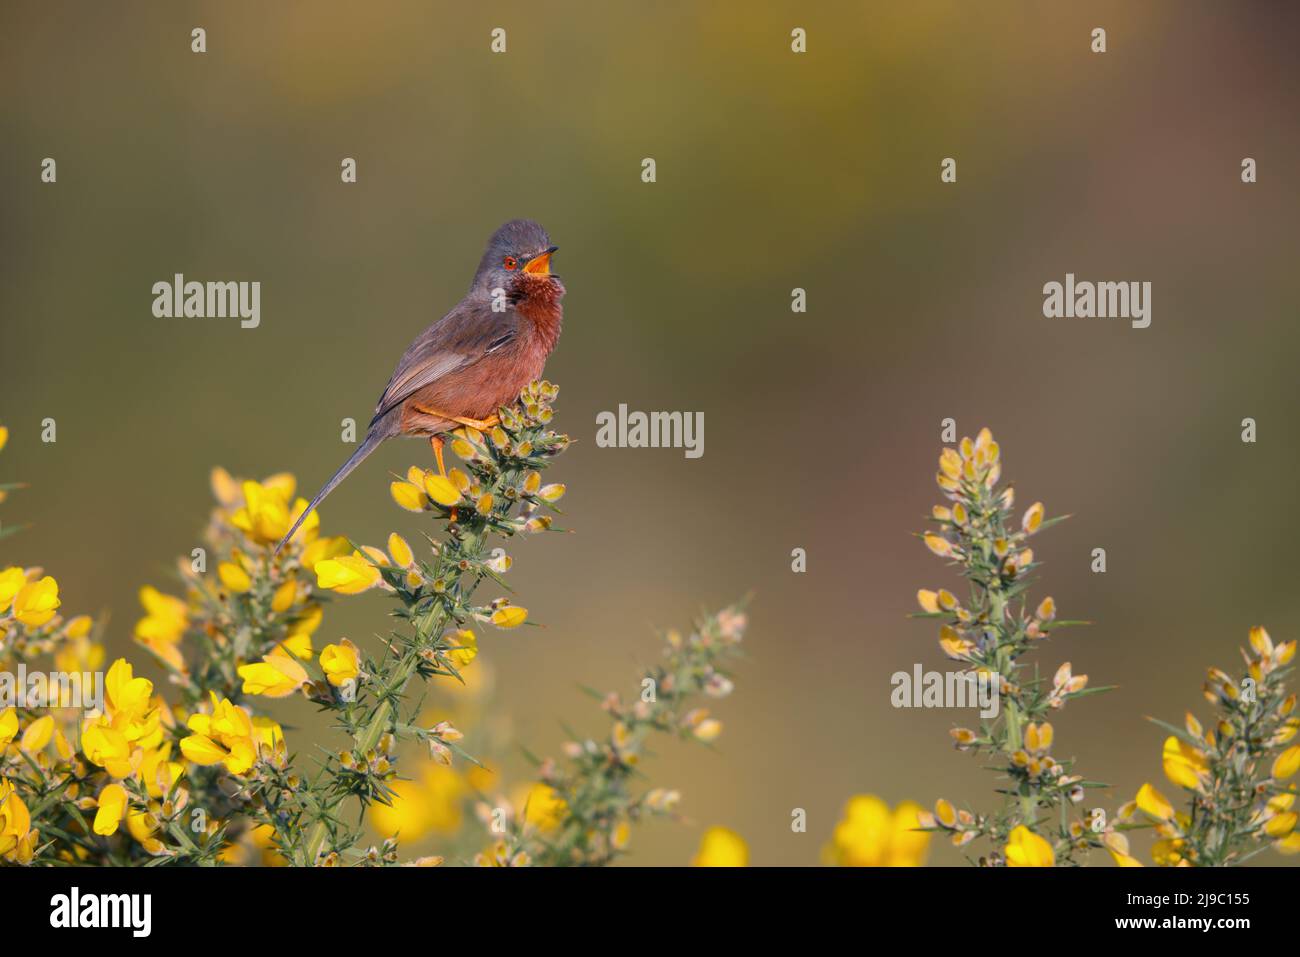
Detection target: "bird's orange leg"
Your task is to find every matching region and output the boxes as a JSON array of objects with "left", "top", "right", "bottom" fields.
[
  {"left": 429, "top": 435, "right": 459, "bottom": 522},
  {"left": 430, "top": 434, "right": 447, "bottom": 477},
  {"left": 413, "top": 403, "right": 500, "bottom": 431}
]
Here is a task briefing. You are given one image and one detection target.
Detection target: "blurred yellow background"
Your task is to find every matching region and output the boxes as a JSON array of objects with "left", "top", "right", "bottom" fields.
[{"left": 3, "top": 1, "right": 1298, "bottom": 864}]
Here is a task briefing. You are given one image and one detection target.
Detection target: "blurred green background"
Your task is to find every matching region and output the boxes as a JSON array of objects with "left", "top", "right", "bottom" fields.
[{"left": 3, "top": 0, "right": 1298, "bottom": 865}]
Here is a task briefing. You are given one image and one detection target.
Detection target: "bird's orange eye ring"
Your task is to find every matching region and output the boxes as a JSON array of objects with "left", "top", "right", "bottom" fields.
[{"left": 503, "top": 256, "right": 517, "bottom": 270}]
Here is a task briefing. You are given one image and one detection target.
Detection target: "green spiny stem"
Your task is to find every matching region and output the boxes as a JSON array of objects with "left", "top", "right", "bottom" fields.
[{"left": 304, "top": 524, "right": 495, "bottom": 863}]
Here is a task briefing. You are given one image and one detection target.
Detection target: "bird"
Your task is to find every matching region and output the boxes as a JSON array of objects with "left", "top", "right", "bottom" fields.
[{"left": 273, "top": 218, "right": 564, "bottom": 555}]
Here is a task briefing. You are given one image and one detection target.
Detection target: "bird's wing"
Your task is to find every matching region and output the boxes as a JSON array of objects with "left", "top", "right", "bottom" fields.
[{"left": 371, "top": 300, "right": 518, "bottom": 424}]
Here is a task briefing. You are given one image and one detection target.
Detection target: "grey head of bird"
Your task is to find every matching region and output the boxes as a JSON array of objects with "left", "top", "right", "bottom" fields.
[{"left": 470, "top": 219, "right": 560, "bottom": 298}]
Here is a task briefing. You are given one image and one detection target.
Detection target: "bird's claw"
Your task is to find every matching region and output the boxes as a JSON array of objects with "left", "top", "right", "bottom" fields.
[
  {"left": 413, "top": 404, "right": 500, "bottom": 432},
  {"left": 451, "top": 413, "right": 499, "bottom": 431}
]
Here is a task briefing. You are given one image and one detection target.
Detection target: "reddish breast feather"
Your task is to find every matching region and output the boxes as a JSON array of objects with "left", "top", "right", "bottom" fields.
[
  {"left": 516, "top": 276, "right": 564, "bottom": 359},
  {"left": 471, "top": 279, "right": 563, "bottom": 415}
]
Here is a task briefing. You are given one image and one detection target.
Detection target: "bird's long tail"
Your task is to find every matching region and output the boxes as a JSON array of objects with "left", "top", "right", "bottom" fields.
[{"left": 273, "top": 428, "right": 387, "bottom": 556}]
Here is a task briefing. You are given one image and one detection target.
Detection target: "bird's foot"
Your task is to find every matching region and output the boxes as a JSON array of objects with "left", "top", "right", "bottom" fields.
[
  {"left": 450, "top": 412, "right": 500, "bottom": 431},
  {"left": 413, "top": 403, "right": 500, "bottom": 432}
]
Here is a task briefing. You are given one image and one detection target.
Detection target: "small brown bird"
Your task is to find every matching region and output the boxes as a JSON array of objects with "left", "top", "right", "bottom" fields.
[{"left": 274, "top": 219, "right": 564, "bottom": 554}]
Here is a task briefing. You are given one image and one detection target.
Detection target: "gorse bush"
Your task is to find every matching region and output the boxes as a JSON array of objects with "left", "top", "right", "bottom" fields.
[
  {"left": 911, "top": 427, "right": 1299, "bottom": 867},
  {"left": 912, "top": 426, "right": 1108, "bottom": 866},
  {"left": 0, "top": 384, "right": 744, "bottom": 866},
  {"left": 511, "top": 605, "right": 745, "bottom": 867},
  {"left": 1129, "top": 627, "right": 1299, "bottom": 866},
  {"left": 4, "top": 409, "right": 1294, "bottom": 868}
]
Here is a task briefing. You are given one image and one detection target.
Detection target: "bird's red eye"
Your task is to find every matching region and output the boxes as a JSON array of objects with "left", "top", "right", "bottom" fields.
[{"left": 503, "top": 256, "right": 517, "bottom": 270}]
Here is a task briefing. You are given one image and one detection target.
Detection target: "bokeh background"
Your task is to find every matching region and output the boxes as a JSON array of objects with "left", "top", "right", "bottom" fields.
[{"left": 3, "top": 1, "right": 1298, "bottom": 865}]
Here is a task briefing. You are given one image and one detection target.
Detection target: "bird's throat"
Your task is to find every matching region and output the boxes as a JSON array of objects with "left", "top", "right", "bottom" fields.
[{"left": 516, "top": 278, "right": 564, "bottom": 353}]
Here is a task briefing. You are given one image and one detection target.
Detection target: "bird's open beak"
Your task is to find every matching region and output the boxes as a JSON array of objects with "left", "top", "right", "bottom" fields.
[{"left": 523, "top": 246, "right": 558, "bottom": 275}]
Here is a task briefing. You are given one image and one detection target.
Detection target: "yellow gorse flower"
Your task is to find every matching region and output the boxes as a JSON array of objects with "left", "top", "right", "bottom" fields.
[
  {"left": 387, "top": 532, "right": 414, "bottom": 568},
  {"left": 139, "top": 742, "right": 183, "bottom": 800},
  {"left": 20, "top": 715, "right": 54, "bottom": 754},
  {"left": 1004, "top": 825, "right": 1055, "bottom": 867},
  {"left": 319, "top": 640, "right": 361, "bottom": 687},
  {"left": 315, "top": 552, "right": 382, "bottom": 595},
  {"left": 279, "top": 603, "right": 323, "bottom": 659},
  {"left": 1151, "top": 838, "right": 1190, "bottom": 867},
  {"left": 0, "top": 708, "right": 17, "bottom": 749},
  {"left": 0, "top": 779, "right": 36, "bottom": 864},
  {"left": 423, "top": 473, "right": 462, "bottom": 507},
  {"left": 1162, "top": 735, "right": 1210, "bottom": 791},
  {"left": 490, "top": 605, "right": 527, "bottom": 629},
  {"left": 1274, "top": 745, "right": 1300, "bottom": 781},
  {"left": 1025, "top": 722, "right": 1053, "bottom": 754},
  {"left": 1136, "top": 782, "right": 1175, "bottom": 822},
  {"left": 823, "top": 795, "right": 930, "bottom": 867},
  {"left": 133, "top": 585, "right": 188, "bottom": 644},
  {"left": 231, "top": 478, "right": 316, "bottom": 547},
  {"left": 105, "top": 658, "right": 156, "bottom": 726},
  {"left": 132, "top": 585, "right": 189, "bottom": 671},
  {"left": 522, "top": 782, "right": 568, "bottom": 832},
  {"left": 691, "top": 825, "right": 748, "bottom": 867},
  {"left": 390, "top": 480, "right": 427, "bottom": 512},
  {"left": 81, "top": 659, "right": 164, "bottom": 779},
  {"left": 180, "top": 693, "right": 264, "bottom": 776},
  {"left": 300, "top": 534, "right": 350, "bottom": 571},
  {"left": 238, "top": 652, "right": 310, "bottom": 698},
  {"left": 12, "top": 575, "right": 61, "bottom": 627},
  {"left": 125, "top": 807, "right": 166, "bottom": 855},
  {"left": 0, "top": 567, "right": 27, "bottom": 613},
  {"left": 93, "top": 783, "right": 129, "bottom": 837},
  {"left": 369, "top": 766, "right": 466, "bottom": 839},
  {"left": 446, "top": 629, "right": 478, "bottom": 668},
  {"left": 1264, "top": 811, "right": 1297, "bottom": 838},
  {"left": 1103, "top": 831, "right": 1143, "bottom": 867},
  {"left": 218, "top": 561, "right": 252, "bottom": 593},
  {"left": 271, "top": 580, "right": 297, "bottom": 613}
]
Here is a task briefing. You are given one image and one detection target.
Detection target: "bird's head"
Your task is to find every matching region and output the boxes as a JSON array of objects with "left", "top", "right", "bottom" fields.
[{"left": 472, "top": 219, "right": 562, "bottom": 302}]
